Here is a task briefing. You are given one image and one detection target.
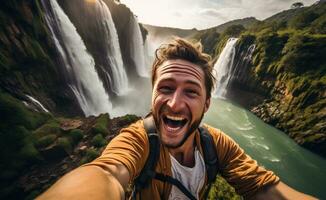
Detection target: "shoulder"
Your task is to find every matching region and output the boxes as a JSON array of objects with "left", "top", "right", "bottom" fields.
[
  {"left": 201, "top": 123, "right": 235, "bottom": 144},
  {"left": 118, "top": 119, "right": 149, "bottom": 143},
  {"left": 95, "top": 119, "right": 150, "bottom": 180},
  {"left": 120, "top": 119, "right": 146, "bottom": 134},
  {"left": 201, "top": 123, "right": 243, "bottom": 166}
]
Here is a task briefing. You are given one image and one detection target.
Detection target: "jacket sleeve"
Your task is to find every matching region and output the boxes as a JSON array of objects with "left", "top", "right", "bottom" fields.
[
  {"left": 206, "top": 125, "right": 280, "bottom": 199},
  {"left": 85, "top": 120, "right": 149, "bottom": 181}
]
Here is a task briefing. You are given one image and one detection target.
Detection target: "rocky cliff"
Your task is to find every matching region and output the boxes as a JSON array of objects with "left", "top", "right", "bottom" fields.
[
  {"left": 0, "top": 0, "right": 83, "bottom": 116},
  {"left": 0, "top": 0, "right": 144, "bottom": 198}
]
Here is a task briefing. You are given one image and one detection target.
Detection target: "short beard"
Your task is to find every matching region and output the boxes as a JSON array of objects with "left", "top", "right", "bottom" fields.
[{"left": 164, "top": 112, "right": 204, "bottom": 149}]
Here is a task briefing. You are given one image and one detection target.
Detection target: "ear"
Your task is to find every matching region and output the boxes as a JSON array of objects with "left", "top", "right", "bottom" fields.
[{"left": 204, "top": 97, "right": 211, "bottom": 113}]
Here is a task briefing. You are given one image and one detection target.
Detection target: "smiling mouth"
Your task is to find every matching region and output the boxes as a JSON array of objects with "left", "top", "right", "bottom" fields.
[{"left": 163, "top": 115, "right": 188, "bottom": 131}]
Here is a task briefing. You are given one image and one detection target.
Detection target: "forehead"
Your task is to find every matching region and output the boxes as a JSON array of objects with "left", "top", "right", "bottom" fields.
[{"left": 156, "top": 59, "right": 205, "bottom": 84}]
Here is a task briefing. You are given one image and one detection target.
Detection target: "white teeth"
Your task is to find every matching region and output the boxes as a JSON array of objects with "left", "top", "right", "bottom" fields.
[
  {"left": 166, "top": 126, "right": 181, "bottom": 132},
  {"left": 166, "top": 115, "right": 185, "bottom": 121}
]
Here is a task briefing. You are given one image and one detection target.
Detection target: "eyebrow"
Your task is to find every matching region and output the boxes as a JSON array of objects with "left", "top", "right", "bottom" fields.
[{"left": 185, "top": 79, "right": 202, "bottom": 88}]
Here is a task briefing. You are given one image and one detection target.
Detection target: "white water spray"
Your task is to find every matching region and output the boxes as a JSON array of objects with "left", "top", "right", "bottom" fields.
[
  {"left": 26, "top": 95, "right": 49, "bottom": 113},
  {"left": 130, "top": 16, "right": 149, "bottom": 77},
  {"left": 44, "top": 0, "right": 112, "bottom": 116},
  {"left": 213, "top": 38, "right": 238, "bottom": 98},
  {"left": 95, "top": 0, "right": 129, "bottom": 95}
]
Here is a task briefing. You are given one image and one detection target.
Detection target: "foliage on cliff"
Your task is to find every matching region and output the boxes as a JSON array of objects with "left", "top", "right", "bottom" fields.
[
  {"left": 0, "top": 0, "right": 83, "bottom": 116},
  {"left": 193, "top": 17, "right": 258, "bottom": 55},
  {"left": 0, "top": 89, "right": 140, "bottom": 198},
  {"left": 0, "top": 91, "right": 50, "bottom": 198},
  {"left": 196, "top": 2, "right": 326, "bottom": 156}
]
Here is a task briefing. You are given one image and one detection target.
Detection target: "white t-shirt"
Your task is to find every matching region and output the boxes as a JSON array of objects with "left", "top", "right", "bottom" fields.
[{"left": 168, "top": 148, "right": 206, "bottom": 200}]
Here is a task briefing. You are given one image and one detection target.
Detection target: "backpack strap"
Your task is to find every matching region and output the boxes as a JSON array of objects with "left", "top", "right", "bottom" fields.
[
  {"left": 199, "top": 126, "right": 219, "bottom": 197},
  {"left": 132, "top": 115, "right": 160, "bottom": 199},
  {"left": 133, "top": 117, "right": 218, "bottom": 200},
  {"left": 154, "top": 173, "right": 196, "bottom": 200}
]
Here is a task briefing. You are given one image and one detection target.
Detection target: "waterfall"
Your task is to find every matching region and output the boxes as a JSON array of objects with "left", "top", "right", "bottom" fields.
[
  {"left": 94, "top": 0, "right": 129, "bottom": 95},
  {"left": 42, "top": 0, "right": 112, "bottom": 116},
  {"left": 231, "top": 44, "right": 256, "bottom": 84},
  {"left": 213, "top": 38, "right": 238, "bottom": 98},
  {"left": 144, "top": 37, "right": 155, "bottom": 70},
  {"left": 130, "top": 16, "right": 149, "bottom": 77},
  {"left": 25, "top": 95, "right": 49, "bottom": 113}
]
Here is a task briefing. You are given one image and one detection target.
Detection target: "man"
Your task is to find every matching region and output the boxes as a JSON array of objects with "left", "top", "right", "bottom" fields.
[{"left": 38, "top": 38, "right": 316, "bottom": 200}]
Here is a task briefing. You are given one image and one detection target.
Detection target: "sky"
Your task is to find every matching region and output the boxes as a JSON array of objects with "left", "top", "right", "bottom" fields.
[{"left": 119, "top": 0, "right": 317, "bottom": 30}]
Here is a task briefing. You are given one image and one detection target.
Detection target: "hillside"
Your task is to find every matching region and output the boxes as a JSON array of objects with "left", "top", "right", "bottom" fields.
[
  {"left": 193, "top": 17, "right": 258, "bottom": 55},
  {"left": 195, "top": 2, "right": 326, "bottom": 156},
  {"left": 142, "top": 24, "right": 198, "bottom": 39},
  {"left": 202, "top": 17, "right": 259, "bottom": 33}
]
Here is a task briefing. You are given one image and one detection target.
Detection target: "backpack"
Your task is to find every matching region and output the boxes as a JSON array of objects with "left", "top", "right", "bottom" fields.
[{"left": 131, "top": 115, "right": 219, "bottom": 200}]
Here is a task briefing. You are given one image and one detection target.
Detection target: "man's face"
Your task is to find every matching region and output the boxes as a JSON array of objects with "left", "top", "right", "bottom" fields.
[{"left": 151, "top": 59, "right": 210, "bottom": 148}]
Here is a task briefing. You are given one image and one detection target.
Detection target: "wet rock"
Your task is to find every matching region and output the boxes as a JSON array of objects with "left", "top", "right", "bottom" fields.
[
  {"left": 79, "top": 145, "right": 87, "bottom": 152},
  {"left": 60, "top": 119, "right": 83, "bottom": 131}
]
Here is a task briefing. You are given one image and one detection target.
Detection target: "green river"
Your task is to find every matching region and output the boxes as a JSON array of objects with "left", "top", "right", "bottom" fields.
[{"left": 203, "top": 98, "right": 326, "bottom": 199}]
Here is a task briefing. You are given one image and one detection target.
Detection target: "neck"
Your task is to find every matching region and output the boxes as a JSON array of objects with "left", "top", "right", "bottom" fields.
[{"left": 169, "top": 132, "right": 196, "bottom": 167}]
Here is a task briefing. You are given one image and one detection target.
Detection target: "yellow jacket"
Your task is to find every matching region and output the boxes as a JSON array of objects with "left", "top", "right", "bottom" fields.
[{"left": 86, "top": 120, "right": 279, "bottom": 199}]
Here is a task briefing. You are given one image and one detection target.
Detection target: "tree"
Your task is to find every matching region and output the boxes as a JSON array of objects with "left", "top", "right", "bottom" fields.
[{"left": 291, "top": 2, "right": 304, "bottom": 9}]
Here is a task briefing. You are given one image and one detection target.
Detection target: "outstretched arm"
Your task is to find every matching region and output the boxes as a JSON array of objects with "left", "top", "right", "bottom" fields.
[
  {"left": 37, "top": 164, "right": 129, "bottom": 200},
  {"left": 252, "top": 181, "right": 317, "bottom": 200}
]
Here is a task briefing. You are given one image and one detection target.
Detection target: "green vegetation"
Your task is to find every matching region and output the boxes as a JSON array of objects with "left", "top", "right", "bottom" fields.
[
  {"left": 68, "top": 129, "right": 84, "bottom": 145},
  {"left": 33, "top": 119, "right": 61, "bottom": 138},
  {"left": 0, "top": 0, "right": 79, "bottom": 117},
  {"left": 194, "top": 28, "right": 220, "bottom": 55},
  {"left": 80, "top": 149, "right": 100, "bottom": 165},
  {"left": 192, "top": 2, "right": 326, "bottom": 156},
  {"left": 120, "top": 114, "right": 139, "bottom": 123},
  {"left": 57, "top": 137, "right": 72, "bottom": 153},
  {"left": 91, "top": 114, "right": 109, "bottom": 136},
  {"left": 194, "top": 18, "right": 257, "bottom": 56},
  {"left": 35, "top": 134, "right": 57, "bottom": 148},
  {"left": 208, "top": 176, "right": 241, "bottom": 200},
  {"left": 91, "top": 134, "right": 107, "bottom": 148},
  {"left": 0, "top": 91, "right": 50, "bottom": 199}
]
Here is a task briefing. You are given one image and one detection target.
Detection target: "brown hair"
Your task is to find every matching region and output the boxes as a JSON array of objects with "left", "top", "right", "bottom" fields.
[{"left": 151, "top": 37, "right": 215, "bottom": 98}]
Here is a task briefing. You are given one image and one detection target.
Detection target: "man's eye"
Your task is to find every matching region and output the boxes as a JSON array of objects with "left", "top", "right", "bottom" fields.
[
  {"left": 159, "top": 86, "right": 173, "bottom": 93},
  {"left": 185, "top": 89, "right": 199, "bottom": 97}
]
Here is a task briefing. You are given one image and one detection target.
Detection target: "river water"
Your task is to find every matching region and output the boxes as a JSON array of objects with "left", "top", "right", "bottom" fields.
[{"left": 203, "top": 98, "right": 326, "bottom": 199}]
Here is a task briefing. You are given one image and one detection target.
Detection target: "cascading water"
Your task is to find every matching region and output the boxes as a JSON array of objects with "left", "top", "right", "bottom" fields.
[
  {"left": 25, "top": 95, "right": 49, "bottom": 113},
  {"left": 42, "top": 0, "right": 112, "bottom": 116},
  {"left": 231, "top": 44, "right": 256, "bottom": 84},
  {"left": 213, "top": 38, "right": 238, "bottom": 98},
  {"left": 94, "top": 0, "right": 128, "bottom": 95},
  {"left": 130, "top": 16, "right": 149, "bottom": 77},
  {"left": 144, "top": 37, "right": 155, "bottom": 70}
]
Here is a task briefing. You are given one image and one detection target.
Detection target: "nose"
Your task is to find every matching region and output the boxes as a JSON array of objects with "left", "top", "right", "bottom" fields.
[{"left": 166, "top": 90, "right": 185, "bottom": 112}]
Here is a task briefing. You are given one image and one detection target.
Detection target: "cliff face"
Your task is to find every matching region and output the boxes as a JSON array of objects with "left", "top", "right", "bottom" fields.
[
  {"left": 239, "top": 32, "right": 325, "bottom": 156},
  {"left": 198, "top": 2, "right": 326, "bottom": 156},
  {"left": 0, "top": 0, "right": 83, "bottom": 116},
  {"left": 0, "top": 0, "right": 147, "bottom": 112},
  {"left": 56, "top": 0, "right": 147, "bottom": 92}
]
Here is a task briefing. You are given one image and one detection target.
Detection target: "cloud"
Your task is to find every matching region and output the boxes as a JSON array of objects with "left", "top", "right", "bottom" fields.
[
  {"left": 199, "top": 8, "right": 223, "bottom": 18},
  {"left": 120, "top": 0, "right": 317, "bottom": 29},
  {"left": 172, "top": 11, "right": 183, "bottom": 18}
]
